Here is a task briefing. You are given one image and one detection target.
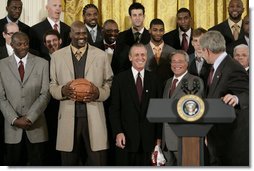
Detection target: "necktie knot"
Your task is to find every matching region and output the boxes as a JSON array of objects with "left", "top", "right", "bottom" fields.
[
  {"left": 153, "top": 46, "right": 161, "bottom": 63},
  {"left": 134, "top": 32, "right": 141, "bottom": 43},
  {"left": 54, "top": 23, "right": 58, "bottom": 31},
  {"left": 18, "top": 60, "right": 25, "bottom": 82},
  {"left": 195, "top": 56, "right": 202, "bottom": 62},
  {"left": 75, "top": 50, "right": 82, "bottom": 61},
  {"left": 182, "top": 33, "right": 188, "bottom": 52}
]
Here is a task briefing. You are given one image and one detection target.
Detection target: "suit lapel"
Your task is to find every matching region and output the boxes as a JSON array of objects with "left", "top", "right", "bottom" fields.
[
  {"left": 140, "top": 71, "right": 151, "bottom": 113},
  {"left": 8, "top": 55, "right": 21, "bottom": 82},
  {"left": 85, "top": 45, "right": 96, "bottom": 76},
  {"left": 171, "top": 73, "right": 190, "bottom": 98},
  {"left": 22, "top": 53, "right": 35, "bottom": 84},
  {"left": 63, "top": 46, "right": 75, "bottom": 78}
]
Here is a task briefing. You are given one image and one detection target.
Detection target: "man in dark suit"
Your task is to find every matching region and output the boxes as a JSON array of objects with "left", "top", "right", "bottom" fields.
[
  {"left": 0, "top": 22, "right": 19, "bottom": 60},
  {"left": 0, "top": 32, "right": 50, "bottom": 166},
  {"left": 188, "top": 27, "right": 211, "bottom": 86},
  {"left": 209, "top": 0, "right": 245, "bottom": 47},
  {"left": 29, "top": 0, "right": 70, "bottom": 58},
  {"left": 145, "top": 18, "right": 175, "bottom": 86},
  {"left": 227, "top": 14, "right": 249, "bottom": 57},
  {"left": 83, "top": 4, "right": 104, "bottom": 50},
  {"left": 163, "top": 8, "right": 194, "bottom": 55},
  {"left": 111, "top": 2, "right": 150, "bottom": 75},
  {"left": 102, "top": 19, "right": 119, "bottom": 63},
  {"left": 162, "top": 50, "right": 204, "bottom": 165},
  {"left": 200, "top": 31, "right": 249, "bottom": 166},
  {"left": 0, "top": 0, "right": 30, "bottom": 47},
  {"left": 233, "top": 44, "right": 249, "bottom": 73},
  {"left": 109, "top": 43, "right": 162, "bottom": 166}
]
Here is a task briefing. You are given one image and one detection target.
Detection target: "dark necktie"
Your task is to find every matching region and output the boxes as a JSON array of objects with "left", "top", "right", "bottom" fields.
[
  {"left": 54, "top": 23, "right": 58, "bottom": 32},
  {"left": 207, "top": 66, "right": 214, "bottom": 86},
  {"left": 136, "top": 72, "right": 143, "bottom": 102},
  {"left": 18, "top": 60, "right": 25, "bottom": 82},
  {"left": 182, "top": 33, "right": 189, "bottom": 52},
  {"left": 169, "top": 78, "right": 178, "bottom": 97},
  {"left": 105, "top": 44, "right": 116, "bottom": 50},
  {"left": 134, "top": 32, "right": 141, "bottom": 43}
]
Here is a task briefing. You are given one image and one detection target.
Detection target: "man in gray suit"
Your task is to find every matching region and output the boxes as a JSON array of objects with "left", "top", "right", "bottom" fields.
[
  {"left": 162, "top": 50, "right": 204, "bottom": 165},
  {"left": 0, "top": 32, "right": 50, "bottom": 165},
  {"left": 145, "top": 18, "right": 175, "bottom": 86}
]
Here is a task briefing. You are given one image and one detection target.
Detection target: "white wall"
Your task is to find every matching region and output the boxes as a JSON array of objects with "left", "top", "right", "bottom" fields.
[{"left": 0, "top": 0, "right": 64, "bottom": 26}]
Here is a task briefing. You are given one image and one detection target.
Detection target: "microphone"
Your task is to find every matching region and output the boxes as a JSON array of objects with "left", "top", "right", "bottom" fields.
[
  {"left": 181, "top": 78, "right": 189, "bottom": 94},
  {"left": 192, "top": 78, "right": 200, "bottom": 94}
]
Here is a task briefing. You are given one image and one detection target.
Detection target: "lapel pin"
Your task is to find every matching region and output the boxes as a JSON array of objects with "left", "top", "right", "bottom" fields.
[{"left": 146, "top": 90, "right": 148, "bottom": 93}]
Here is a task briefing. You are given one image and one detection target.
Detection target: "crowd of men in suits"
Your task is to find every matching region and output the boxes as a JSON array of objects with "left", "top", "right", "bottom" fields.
[{"left": 0, "top": 0, "right": 249, "bottom": 166}]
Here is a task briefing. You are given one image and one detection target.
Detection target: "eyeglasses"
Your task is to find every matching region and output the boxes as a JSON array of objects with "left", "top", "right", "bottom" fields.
[{"left": 5, "top": 32, "right": 15, "bottom": 36}]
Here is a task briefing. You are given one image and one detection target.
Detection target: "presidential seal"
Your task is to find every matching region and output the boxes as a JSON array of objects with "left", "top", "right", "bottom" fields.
[{"left": 177, "top": 95, "right": 205, "bottom": 122}]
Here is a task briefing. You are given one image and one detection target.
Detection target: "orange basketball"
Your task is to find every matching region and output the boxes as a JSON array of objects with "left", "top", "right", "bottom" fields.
[{"left": 70, "top": 78, "right": 92, "bottom": 101}]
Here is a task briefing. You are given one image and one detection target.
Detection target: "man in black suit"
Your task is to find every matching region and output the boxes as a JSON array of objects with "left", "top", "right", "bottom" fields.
[
  {"left": 163, "top": 8, "right": 194, "bottom": 55},
  {"left": 0, "top": 0, "right": 30, "bottom": 47},
  {"left": 109, "top": 43, "right": 162, "bottom": 166},
  {"left": 83, "top": 4, "right": 104, "bottom": 50},
  {"left": 227, "top": 14, "right": 249, "bottom": 57},
  {"left": 200, "top": 31, "right": 249, "bottom": 166},
  {"left": 209, "top": 0, "right": 245, "bottom": 47},
  {"left": 188, "top": 27, "right": 211, "bottom": 86},
  {"left": 111, "top": 2, "right": 150, "bottom": 75},
  {"left": 29, "top": 0, "right": 70, "bottom": 58},
  {"left": 233, "top": 44, "right": 249, "bottom": 73},
  {"left": 0, "top": 23, "right": 19, "bottom": 60}
]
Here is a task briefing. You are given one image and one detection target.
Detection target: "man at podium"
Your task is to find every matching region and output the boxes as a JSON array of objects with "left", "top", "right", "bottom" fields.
[
  {"left": 200, "top": 31, "right": 249, "bottom": 166},
  {"left": 161, "top": 50, "right": 204, "bottom": 165}
]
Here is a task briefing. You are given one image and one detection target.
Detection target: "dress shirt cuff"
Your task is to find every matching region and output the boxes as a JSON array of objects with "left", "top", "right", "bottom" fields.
[
  {"left": 233, "top": 95, "right": 239, "bottom": 105},
  {"left": 11, "top": 117, "right": 18, "bottom": 126}
]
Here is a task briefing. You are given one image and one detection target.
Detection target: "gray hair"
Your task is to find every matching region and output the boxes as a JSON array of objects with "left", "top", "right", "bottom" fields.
[
  {"left": 199, "top": 31, "right": 226, "bottom": 53},
  {"left": 233, "top": 44, "right": 249, "bottom": 57},
  {"left": 170, "top": 50, "right": 189, "bottom": 63}
]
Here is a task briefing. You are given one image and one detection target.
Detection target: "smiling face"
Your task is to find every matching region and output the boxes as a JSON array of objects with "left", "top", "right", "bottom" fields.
[
  {"left": 228, "top": 0, "right": 244, "bottom": 21},
  {"left": 171, "top": 53, "right": 188, "bottom": 77},
  {"left": 11, "top": 32, "right": 29, "bottom": 59},
  {"left": 70, "top": 22, "right": 87, "bottom": 48},
  {"left": 130, "top": 9, "right": 145, "bottom": 30},
  {"left": 83, "top": 7, "right": 98, "bottom": 28},
  {"left": 149, "top": 24, "right": 164, "bottom": 43},
  {"left": 103, "top": 22, "right": 119, "bottom": 44},
  {"left": 129, "top": 45, "right": 147, "bottom": 72}
]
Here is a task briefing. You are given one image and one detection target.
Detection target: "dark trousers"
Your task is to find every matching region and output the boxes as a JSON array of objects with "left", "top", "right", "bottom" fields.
[
  {"left": 115, "top": 146, "right": 151, "bottom": 166},
  {"left": 61, "top": 117, "right": 107, "bottom": 166},
  {"left": 5, "top": 132, "right": 46, "bottom": 166}
]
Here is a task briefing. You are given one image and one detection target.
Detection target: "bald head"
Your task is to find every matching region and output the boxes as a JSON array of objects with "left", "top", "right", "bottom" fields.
[{"left": 70, "top": 21, "right": 87, "bottom": 48}]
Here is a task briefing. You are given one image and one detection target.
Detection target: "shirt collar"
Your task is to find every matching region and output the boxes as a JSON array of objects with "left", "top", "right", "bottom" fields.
[
  {"left": 228, "top": 19, "right": 242, "bottom": 29},
  {"left": 173, "top": 70, "right": 188, "bottom": 84},
  {"left": 6, "top": 16, "right": 19, "bottom": 24},
  {"left": 132, "top": 27, "right": 144, "bottom": 34},
  {"left": 86, "top": 24, "right": 98, "bottom": 32},
  {"left": 131, "top": 67, "right": 145, "bottom": 79},
  {"left": 70, "top": 44, "right": 87, "bottom": 56},
  {"left": 149, "top": 41, "right": 164, "bottom": 50},
  {"left": 14, "top": 53, "right": 28, "bottom": 68},
  {"left": 213, "top": 51, "right": 227, "bottom": 71},
  {"left": 47, "top": 17, "right": 60, "bottom": 28},
  {"left": 179, "top": 28, "right": 191, "bottom": 38}
]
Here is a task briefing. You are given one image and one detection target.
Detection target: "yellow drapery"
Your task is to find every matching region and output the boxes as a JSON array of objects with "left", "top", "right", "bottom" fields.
[{"left": 62, "top": 0, "right": 249, "bottom": 32}]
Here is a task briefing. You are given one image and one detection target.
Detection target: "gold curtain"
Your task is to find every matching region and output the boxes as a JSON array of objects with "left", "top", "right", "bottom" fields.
[{"left": 62, "top": 0, "right": 249, "bottom": 32}]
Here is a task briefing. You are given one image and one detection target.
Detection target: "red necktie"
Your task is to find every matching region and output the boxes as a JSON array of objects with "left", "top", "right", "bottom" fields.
[
  {"left": 136, "top": 72, "right": 143, "bottom": 102},
  {"left": 18, "top": 60, "right": 25, "bottom": 82},
  {"left": 169, "top": 78, "right": 178, "bottom": 97},
  {"left": 182, "top": 33, "right": 189, "bottom": 52},
  {"left": 207, "top": 66, "right": 214, "bottom": 86},
  {"left": 54, "top": 23, "right": 58, "bottom": 32}
]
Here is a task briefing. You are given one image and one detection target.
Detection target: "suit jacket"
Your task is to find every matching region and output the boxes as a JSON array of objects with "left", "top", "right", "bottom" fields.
[
  {"left": 0, "top": 17, "right": 30, "bottom": 47},
  {"left": 226, "top": 37, "right": 248, "bottom": 57},
  {"left": 162, "top": 73, "right": 204, "bottom": 151},
  {"left": 109, "top": 69, "right": 162, "bottom": 152},
  {"left": 206, "top": 55, "right": 249, "bottom": 165},
  {"left": 188, "top": 53, "right": 211, "bottom": 87},
  {"left": 111, "top": 28, "right": 150, "bottom": 75},
  {"left": 86, "top": 25, "right": 104, "bottom": 50},
  {"left": 49, "top": 44, "right": 113, "bottom": 152},
  {"left": 0, "top": 53, "right": 50, "bottom": 144},
  {"left": 209, "top": 20, "right": 245, "bottom": 46},
  {"left": 145, "top": 43, "right": 175, "bottom": 86},
  {"left": 163, "top": 28, "right": 194, "bottom": 55},
  {"left": 29, "top": 18, "right": 70, "bottom": 58},
  {"left": 0, "top": 46, "right": 8, "bottom": 60}
]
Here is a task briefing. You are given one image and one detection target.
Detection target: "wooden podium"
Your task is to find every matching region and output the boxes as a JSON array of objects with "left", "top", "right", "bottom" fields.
[{"left": 147, "top": 98, "right": 235, "bottom": 166}]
